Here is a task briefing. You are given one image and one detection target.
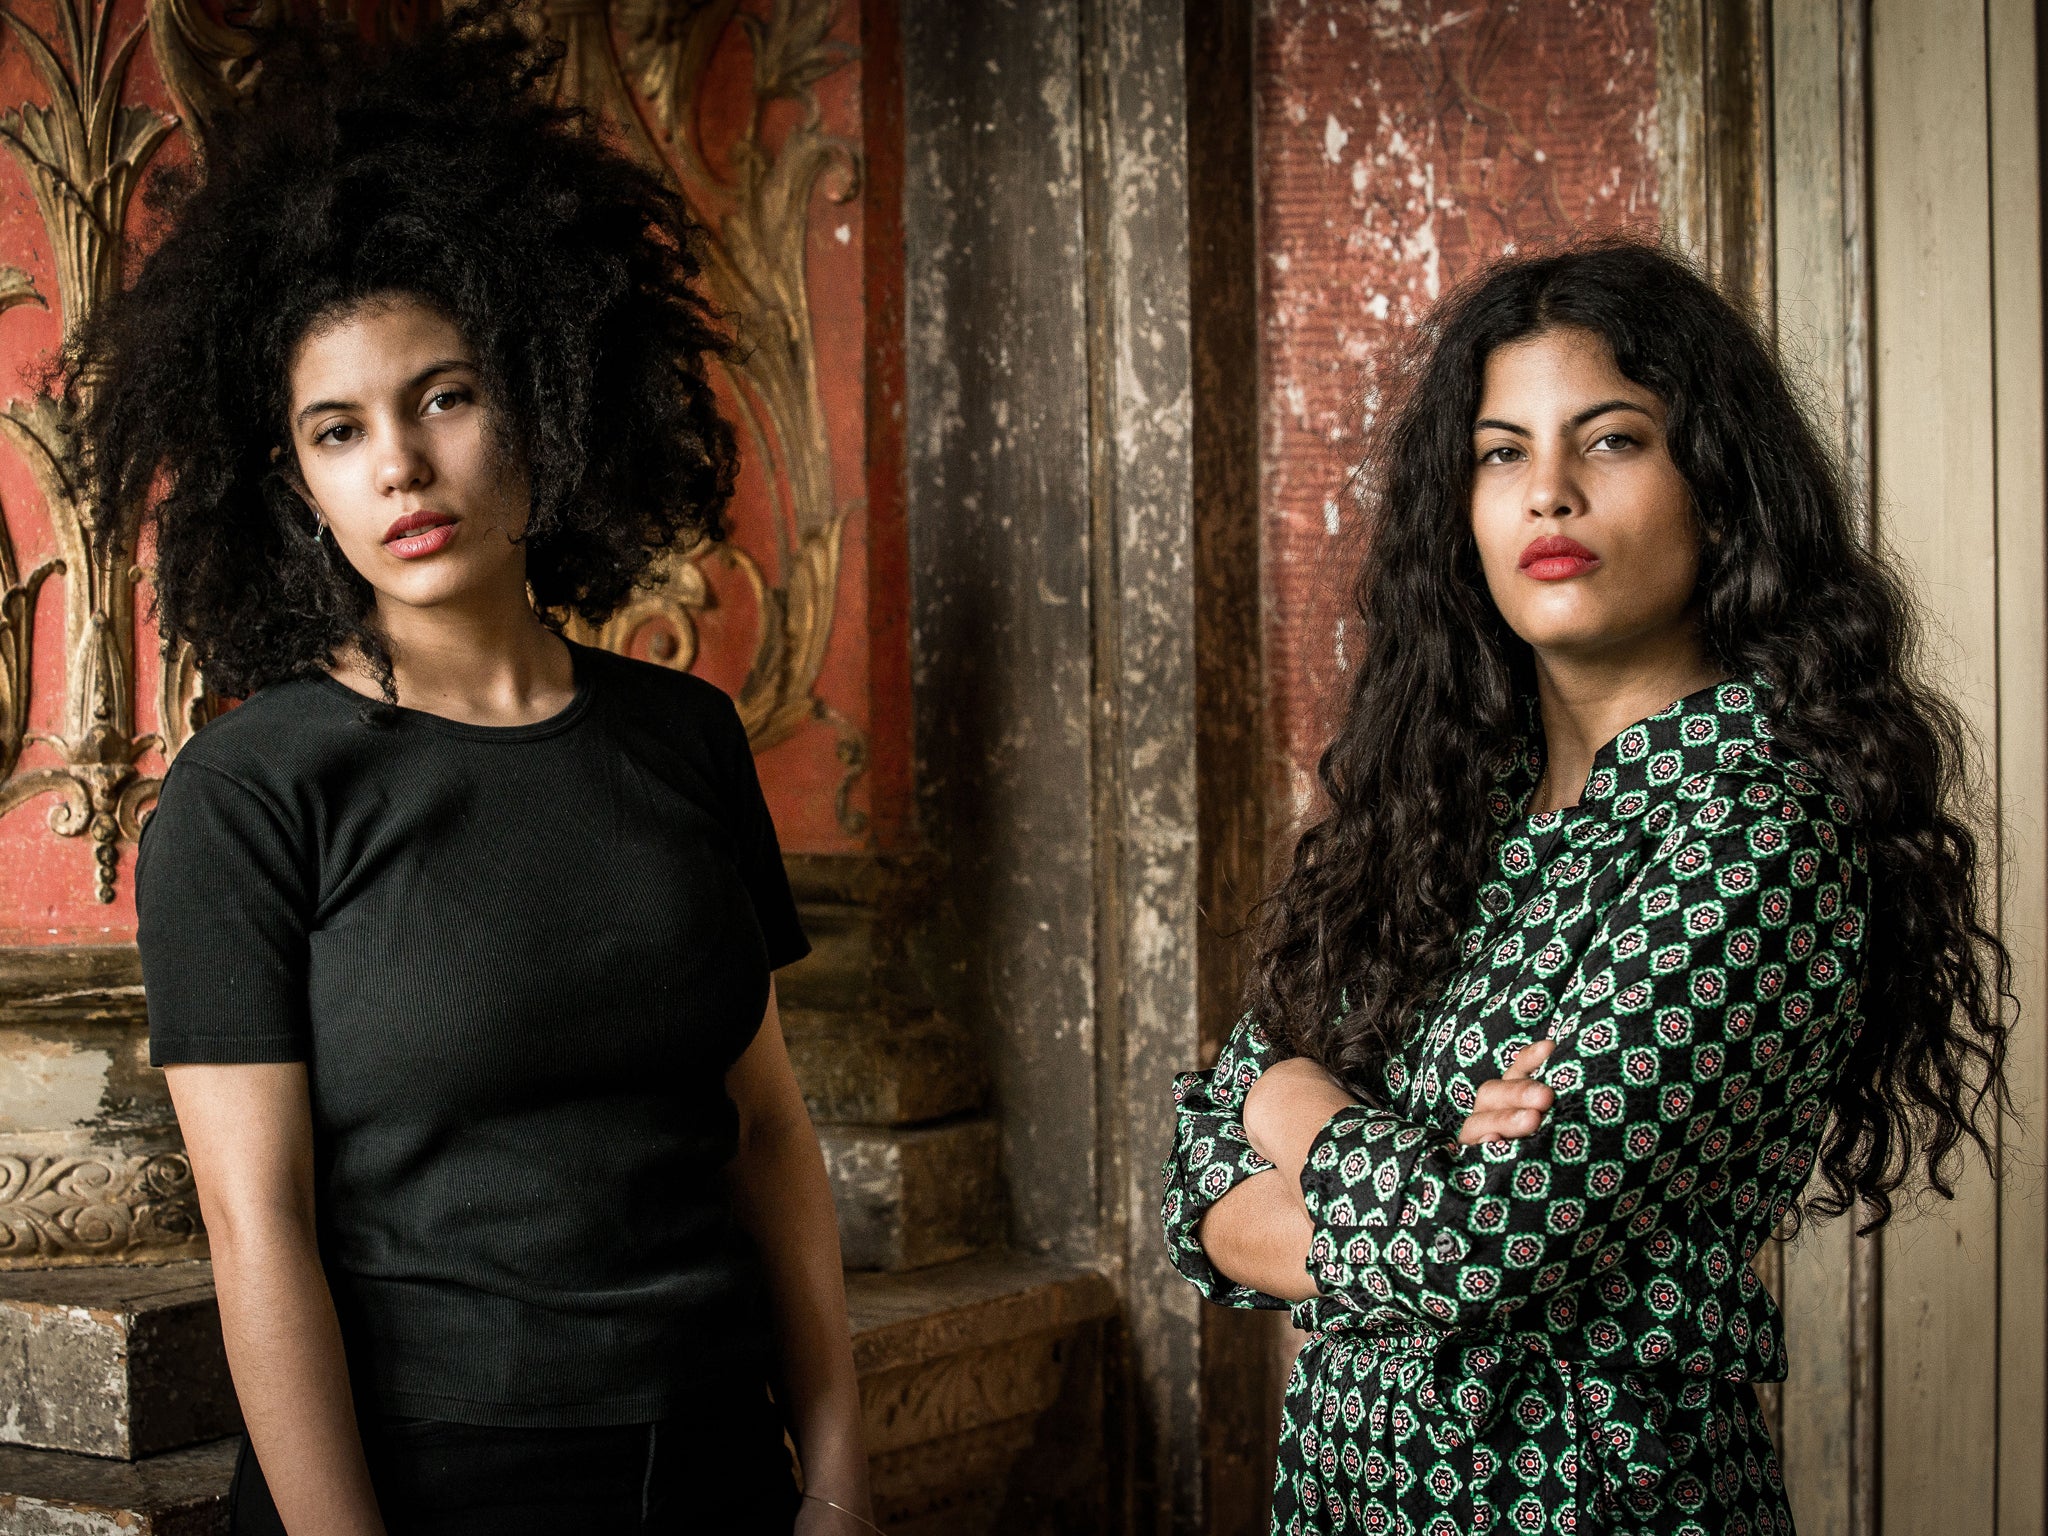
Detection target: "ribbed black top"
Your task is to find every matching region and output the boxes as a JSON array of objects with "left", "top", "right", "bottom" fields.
[{"left": 137, "top": 642, "right": 809, "bottom": 1426}]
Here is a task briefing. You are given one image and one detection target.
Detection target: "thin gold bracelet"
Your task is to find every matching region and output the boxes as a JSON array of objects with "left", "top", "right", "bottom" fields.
[{"left": 801, "top": 1492, "right": 886, "bottom": 1535}]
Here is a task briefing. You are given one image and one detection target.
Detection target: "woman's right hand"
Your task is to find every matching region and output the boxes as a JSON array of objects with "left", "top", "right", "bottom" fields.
[{"left": 1455, "top": 1037, "right": 1556, "bottom": 1146}]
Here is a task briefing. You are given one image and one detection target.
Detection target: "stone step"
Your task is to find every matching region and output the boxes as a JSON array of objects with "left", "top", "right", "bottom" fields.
[
  {"left": 0, "top": 1437, "right": 236, "bottom": 1536},
  {"left": 821, "top": 1118, "right": 1004, "bottom": 1271},
  {"left": 0, "top": 1252, "right": 1117, "bottom": 1536},
  {"left": 784, "top": 1006, "right": 985, "bottom": 1126},
  {"left": 0, "top": 1263, "right": 238, "bottom": 1460},
  {"left": 848, "top": 1251, "right": 1118, "bottom": 1535}
]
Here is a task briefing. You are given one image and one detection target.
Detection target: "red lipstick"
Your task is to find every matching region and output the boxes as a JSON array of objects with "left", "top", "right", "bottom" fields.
[
  {"left": 382, "top": 510, "right": 459, "bottom": 560},
  {"left": 1518, "top": 533, "right": 1600, "bottom": 581}
]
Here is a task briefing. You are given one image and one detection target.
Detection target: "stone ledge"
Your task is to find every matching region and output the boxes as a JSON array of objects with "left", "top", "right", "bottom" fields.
[
  {"left": 0, "top": 1437, "right": 236, "bottom": 1536},
  {"left": 822, "top": 1119, "right": 1005, "bottom": 1271},
  {"left": 0, "top": 948, "right": 146, "bottom": 1030},
  {"left": 848, "top": 1253, "right": 1117, "bottom": 1535},
  {"left": 785, "top": 1006, "right": 985, "bottom": 1125},
  {"left": 846, "top": 1249, "right": 1116, "bottom": 1375},
  {"left": 0, "top": 1263, "right": 238, "bottom": 1459}
]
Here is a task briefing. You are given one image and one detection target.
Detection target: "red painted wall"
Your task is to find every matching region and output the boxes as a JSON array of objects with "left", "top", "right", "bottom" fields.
[
  {"left": 1256, "top": 0, "right": 1661, "bottom": 820},
  {"left": 0, "top": 0, "right": 911, "bottom": 944}
]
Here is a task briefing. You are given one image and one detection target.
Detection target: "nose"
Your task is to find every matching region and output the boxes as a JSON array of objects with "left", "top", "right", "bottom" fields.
[
  {"left": 1524, "top": 444, "right": 1583, "bottom": 520},
  {"left": 375, "top": 430, "right": 433, "bottom": 496}
]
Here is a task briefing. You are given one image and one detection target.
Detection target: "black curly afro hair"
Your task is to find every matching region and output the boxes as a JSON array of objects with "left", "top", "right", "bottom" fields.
[{"left": 71, "top": 0, "right": 737, "bottom": 698}]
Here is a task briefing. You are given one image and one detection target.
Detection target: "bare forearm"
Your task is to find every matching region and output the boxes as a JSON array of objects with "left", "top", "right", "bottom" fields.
[
  {"left": 210, "top": 1225, "right": 384, "bottom": 1536},
  {"left": 1197, "top": 1168, "right": 1319, "bottom": 1303},
  {"left": 730, "top": 1120, "right": 869, "bottom": 1512}
]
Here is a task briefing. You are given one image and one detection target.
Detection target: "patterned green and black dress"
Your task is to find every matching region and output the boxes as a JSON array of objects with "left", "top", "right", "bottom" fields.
[{"left": 1162, "top": 679, "right": 1867, "bottom": 1535}]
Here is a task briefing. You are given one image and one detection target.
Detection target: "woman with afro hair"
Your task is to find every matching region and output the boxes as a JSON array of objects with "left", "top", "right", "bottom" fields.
[
  {"left": 1161, "top": 242, "right": 2012, "bottom": 1534},
  {"left": 77, "top": 5, "right": 872, "bottom": 1532}
]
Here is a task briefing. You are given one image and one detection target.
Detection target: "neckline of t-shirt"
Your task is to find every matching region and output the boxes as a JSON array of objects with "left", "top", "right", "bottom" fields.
[{"left": 313, "top": 644, "right": 597, "bottom": 742}]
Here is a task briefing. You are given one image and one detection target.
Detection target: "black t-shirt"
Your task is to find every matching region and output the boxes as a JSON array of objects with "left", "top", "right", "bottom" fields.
[{"left": 137, "top": 642, "right": 809, "bottom": 1426}]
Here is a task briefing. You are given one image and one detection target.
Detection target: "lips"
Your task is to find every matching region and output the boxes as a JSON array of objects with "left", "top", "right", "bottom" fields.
[
  {"left": 1518, "top": 533, "right": 1600, "bottom": 581},
  {"left": 382, "top": 510, "right": 459, "bottom": 560}
]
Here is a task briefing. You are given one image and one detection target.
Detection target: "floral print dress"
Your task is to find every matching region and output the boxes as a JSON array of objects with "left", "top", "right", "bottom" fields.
[{"left": 1162, "top": 680, "right": 1867, "bottom": 1535}]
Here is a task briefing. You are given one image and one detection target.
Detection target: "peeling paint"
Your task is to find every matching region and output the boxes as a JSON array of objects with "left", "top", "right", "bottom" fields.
[
  {"left": 0, "top": 1037, "right": 113, "bottom": 1134},
  {"left": 1258, "top": 0, "right": 1660, "bottom": 823}
]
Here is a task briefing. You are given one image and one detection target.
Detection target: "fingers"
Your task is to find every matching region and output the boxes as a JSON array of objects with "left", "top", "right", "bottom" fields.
[
  {"left": 1456, "top": 1106, "right": 1551, "bottom": 1145},
  {"left": 1456, "top": 1041, "right": 1557, "bottom": 1146},
  {"left": 1471, "top": 1075, "right": 1555, "bottom": 1117}
]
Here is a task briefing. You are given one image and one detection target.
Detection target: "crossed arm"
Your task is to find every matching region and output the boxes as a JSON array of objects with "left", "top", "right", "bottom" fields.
[
  {"left": 1195, "top": 1041, "right": 1556, "bottom": 1302},
  {"left": 1167, "top": 795, "right": 1866, "bottom": 1327}
]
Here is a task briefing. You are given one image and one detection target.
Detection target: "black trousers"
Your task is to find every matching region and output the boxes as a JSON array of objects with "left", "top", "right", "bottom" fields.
[{"left": 229, "top": 1385, "right": 802, "bottom": 1536}]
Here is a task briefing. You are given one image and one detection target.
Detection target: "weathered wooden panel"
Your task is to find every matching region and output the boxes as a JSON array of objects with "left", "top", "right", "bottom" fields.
[
  {"left": 1988, "top": 2, "right": 2048, "bottom": 1532},
  {"left": 1768, "top": 5, "right": 1858, "bottom": 1528},
  {"left": 1188, "top": 4, "right": 1283, "bottom": 1526},
  {"left": 901, "top": 0, "right": 1100, "bottom": 1269},
  {"left": 1870, "top": 0, "right": 2003, "bottom": 1527}
]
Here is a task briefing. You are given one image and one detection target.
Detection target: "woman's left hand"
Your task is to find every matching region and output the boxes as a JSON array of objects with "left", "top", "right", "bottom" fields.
[
  {"left": 1455, "top": 1038, "right": 1556, "bottom": 1146},
  {"left": 1243, "top": 1056, "right": 1359, "bottom": 1181}
]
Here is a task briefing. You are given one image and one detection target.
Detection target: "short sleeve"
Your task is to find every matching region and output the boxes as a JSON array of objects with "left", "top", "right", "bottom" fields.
[
  {"left": 710, "top": 696, "right": 810, "bottom": 971},
  {"left": 137, "top": 759, "right": 313, "bottom": 1065}
]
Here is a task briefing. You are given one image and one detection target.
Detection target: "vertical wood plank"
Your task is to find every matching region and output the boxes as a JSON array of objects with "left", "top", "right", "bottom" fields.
[
  {"left": 1990, "top": 0, "right": 2048, "bottom": 1530},
  {"left": 1658, "top": 0, "right": 1709, "bottom": 260},
  {"left": 1869, "top": 2, "right": 2004, "bottom": 1530},
  {"left": 1770, "top": 8, "right": 1855, "bottom": 1528}
]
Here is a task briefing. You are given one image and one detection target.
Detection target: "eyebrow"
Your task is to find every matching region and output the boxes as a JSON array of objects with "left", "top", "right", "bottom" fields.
[
  {"left": 293, "top": 359, "right": 473, "bottom": 429},
  {"left": 1472, "top": 399, "right": 1657, "bottom": 436}
]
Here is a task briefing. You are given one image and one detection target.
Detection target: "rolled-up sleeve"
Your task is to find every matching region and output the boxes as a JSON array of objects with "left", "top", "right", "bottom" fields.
[
  {"left": 1297, "top": 787, "right": 1867, "bottom": 1338},
  {"left": 1160, "top": 1013, "right": 1299, "bottom": 1310}
]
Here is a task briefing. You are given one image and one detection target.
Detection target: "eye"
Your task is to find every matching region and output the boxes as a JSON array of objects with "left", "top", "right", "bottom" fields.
[
  {"left": 312, "top": 421, "right": 359, "bottom": 446},
  {"left": 424, "top": 386, "right": 472, "bottom": 415},
  {"left": 1591, "top": 430, "right": 1638, "bottom": 452},
  {"left": 1477, "top": 443, "right": 1522, "bottom": 466}
]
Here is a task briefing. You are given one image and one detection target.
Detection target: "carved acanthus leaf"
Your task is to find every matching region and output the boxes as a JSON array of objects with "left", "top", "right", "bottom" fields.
[
  {"left": 740, "top": 0, "right": 851, "bottom": 109},
  {"left": 0, "top": 0, "right": 178, "bottom": 898},
  {"left": 144, "top": 0, "right": 272, "bottom": 144},
  {"left": 617, "top": 0, "right": 728, "bottom": 147},
  {"left": 543, "top": 0, "right": 864, "bottom": 797},
  {"left": 0, "top": 265, "right": 44, "bottom": 316}
]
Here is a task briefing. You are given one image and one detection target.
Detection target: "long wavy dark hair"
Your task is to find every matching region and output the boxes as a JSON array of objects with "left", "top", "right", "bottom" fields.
[
  {"left": 1247, "top": 239, "right": 2011, "bottom": 1231},
  {"left": 71, "top": 0, "right": 736, "bottom": 699}
]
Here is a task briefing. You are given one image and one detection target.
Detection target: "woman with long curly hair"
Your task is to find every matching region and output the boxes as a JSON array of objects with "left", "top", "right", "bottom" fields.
[
  {"left": 1162, "top": 241, "right": 2010, "bottom": 1535},
  {"left": 77, "top": 7, "right": 872, "bottom": 1533}
]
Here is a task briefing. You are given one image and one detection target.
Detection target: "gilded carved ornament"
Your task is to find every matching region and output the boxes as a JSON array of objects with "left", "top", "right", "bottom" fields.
[
  {"left": 554, "top": 0, "right": 869, "bottom": 831},
  {"left": 0, "top": 0, "right": 870, "bottom": 902},
  {"left": 0, "top": 0, "right": 179, "bottom": 903}
]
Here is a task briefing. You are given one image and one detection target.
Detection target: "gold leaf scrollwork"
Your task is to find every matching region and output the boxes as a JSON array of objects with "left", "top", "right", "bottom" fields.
[
  {"left": 144, "top": 0, "right": 274, "bottom": 149},
  {"left": 551, "top": 0, "right": 869, "bottom": 831},
  {"left": 0, "top": 0, "right": 179, "bottom": 900},
  {"left": 582, "top": 540, "right": 712, "bottom": 669}
]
